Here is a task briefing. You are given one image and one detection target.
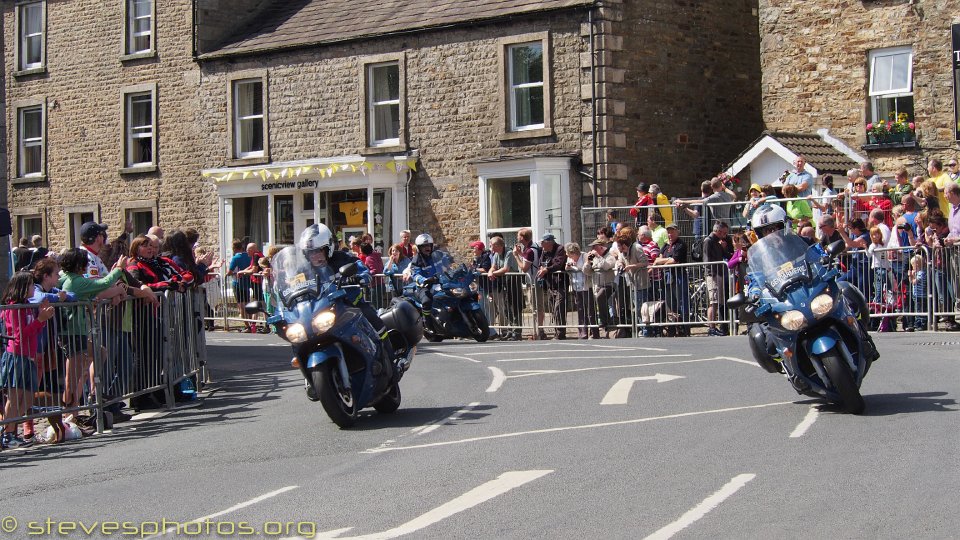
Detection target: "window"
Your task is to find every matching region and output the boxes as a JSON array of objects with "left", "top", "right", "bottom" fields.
[
  {"left": 274, "top": 195, "right": 294, "bottom": 245},
  {"left": 124, "top": 0, "right": 154, "bottom": 56},
  {"left": 17, "top": 105, "right": 44, "bottom": 178},
  {"left": 232, "top": 79, "right": 265, "bottom": 159},
  {"left": 509, "top": 43, "right": 544, "bottom": 131},
  {"left": 67, "top": 210, "right": 96, "bottom": 248},
  {"left": 868, "top": 47, "right": 914, "bottom": 125},
  {"left": 125, "top": 90, "right": 155, "bottom": 168},
  {"left": 478, "top": 157, "right": 571, "bottom": 243},
  {"left": 124, "top": 208, "right": 154, "bottom": 237},
  {"left": 16, "top": 2, "right": 45, "bottom": 72},
  {"left": 18, "top": 215, "right": 43, "bottom": 241},
  {"left": 368, "top": 62, "right": 400, "bottom": 146}
]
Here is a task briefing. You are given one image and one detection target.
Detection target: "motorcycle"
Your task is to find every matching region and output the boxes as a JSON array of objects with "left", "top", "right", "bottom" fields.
[
  {"left": 402, "top": 263, "right": 491, "bottom": 343},
  {"left": 727, "top": 231, "right": 879, "bottom": 414},
  {"left": 249, "top": 247, "right": 422, "bottom": 428}
]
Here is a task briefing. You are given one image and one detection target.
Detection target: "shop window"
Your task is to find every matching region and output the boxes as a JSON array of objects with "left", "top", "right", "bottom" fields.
[
  {"left": 868, "top": 47, "right": 914, "bottom": 125},
  {"left": 274, "top": 195, "right": 294, "bottom": 246},
  {"left": 227, "top": 196, "right": 269, "bottom": 248},
  {"left": 478, "top": 158, "right": 571, "bottom": 243},
  {"left": 486, "top": 177, "right": 532, "bottom": 233}
]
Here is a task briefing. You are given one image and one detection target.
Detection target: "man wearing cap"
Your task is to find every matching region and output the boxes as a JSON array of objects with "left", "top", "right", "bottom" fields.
[
  {"left": 537, "top": 233, "right": 569, "bottom": 339},
  {"left": 582, "top": 237, "right": 617, "bottom": 334},
  {"left": 79, "top": 222, "right": 111, "bottom": 278},
  {"left": 628, "top": 182, "right": 654, "bottom": 228},
  {"left": 653, "top": 222, "right": 690, "bottom": 336}
]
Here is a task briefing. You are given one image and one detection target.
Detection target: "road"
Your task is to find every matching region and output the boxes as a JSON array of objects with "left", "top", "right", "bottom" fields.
[{"left": 1, "top": 332, "right": 958, "bottom": 539}]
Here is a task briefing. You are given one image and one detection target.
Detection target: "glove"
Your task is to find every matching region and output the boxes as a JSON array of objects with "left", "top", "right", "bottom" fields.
[{"left": 423, "top": 276, "right": 439, "bottom": 286}]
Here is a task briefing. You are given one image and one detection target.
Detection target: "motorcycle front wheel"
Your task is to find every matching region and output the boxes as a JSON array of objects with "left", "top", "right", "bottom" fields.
[
  {"left": 466, "top": 309, "right": 490, "bottom": 343},
  {"left": 373, "top": 384, "right": 401, "bottom": 414},
  {"left": 313, "top": 364, "right": 358, "bottom": 428},
  {"left": 820, "top": 348, "right": 865, "bottom": 414}
]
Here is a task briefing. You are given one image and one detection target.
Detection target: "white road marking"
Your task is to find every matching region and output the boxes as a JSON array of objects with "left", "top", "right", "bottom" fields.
[
  {"left": 500, "top": 354, "right": 691, "bottom": 363},
  {"left": 789, "top": 405, "right": 820, "bottom": 438},
  {"left": 419, "top": 402, "right": 481, "bottom": 435},
  {"left": 600, "top": 374, "right": 686, "bottom": 405},
  {"left": 714, "top": 355, "right": 762, "bottom": 368},
  {"left": 362, "top": 401, "right": 796, "bottom": 453},
  {"left": 289, "top": 471, "right": 554, "bottom": 540},
  {"left": 643, "top": 474, "right": 756, "bottom": 540},
  {"left": 486, "top": 366, "right": 507, "bottom": 392},
  {"left": 467, "top": 346, "right": 669, "bottom": 355},
  {"left": 147, "top": 486, "right": 299, "bottom": 538},
  {"left": 431, "top": 352, "right": 481, "bottom": 363},
  {"left": 553, "top": 342, "right": 670, "bottom": 351},
  {"left": 504, "top": 357, "right": 717, "bottom": 378}
]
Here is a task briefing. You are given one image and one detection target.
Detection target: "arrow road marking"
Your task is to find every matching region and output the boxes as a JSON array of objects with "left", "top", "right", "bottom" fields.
[
  {"left": 600, "top": 374, "right": 686, "bottom": 405},
  {"left": 486, "top": 366, "right": 506, "bottom": 392},
  {"left": 287, "top": 470, "right": 554, "bottom": 540},
  {"left": 643, "top": 474, "right": 756, "bottom": 540}
]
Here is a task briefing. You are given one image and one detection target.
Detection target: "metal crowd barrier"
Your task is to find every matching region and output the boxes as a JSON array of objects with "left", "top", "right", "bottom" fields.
[{"left": 1, "top": 289, "right": 208, "bottom": 439}]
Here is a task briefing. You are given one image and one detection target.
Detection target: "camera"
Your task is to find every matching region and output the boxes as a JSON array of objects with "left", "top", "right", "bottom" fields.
[{"left": 897, "top": 223, "right": 909, "bottom": 230}]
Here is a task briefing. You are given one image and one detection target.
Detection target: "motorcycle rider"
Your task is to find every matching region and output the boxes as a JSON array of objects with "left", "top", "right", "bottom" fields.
[
  {"left": 298, "top": 224, "right": 389, "bottom": 342},
  {"left": 745, "top": 204, "right": 877, "bottom": 374},
  {"left": 407, "top": 233, "right": 451, "bottom": 322}
]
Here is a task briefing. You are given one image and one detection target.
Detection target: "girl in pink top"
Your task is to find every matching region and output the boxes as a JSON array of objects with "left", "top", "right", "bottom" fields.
[{"left": 1, "top": 272, "right": 54, "bottom": 449}]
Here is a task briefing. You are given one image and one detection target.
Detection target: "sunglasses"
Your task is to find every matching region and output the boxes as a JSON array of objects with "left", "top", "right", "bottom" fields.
[{"left": 949, "top": 163, "right": 959, "bottom": 167}]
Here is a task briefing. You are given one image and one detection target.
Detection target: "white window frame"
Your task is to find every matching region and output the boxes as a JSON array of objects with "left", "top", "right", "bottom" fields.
[
  {"left": 16, "top": 103, "right": 45, "bottom": 180},
  {"left": 477, "top": 157, "right": 571, "bottom": 244},
  {"left": 367, "top": 61, "right": 401, "bottom": 147},
  {"left": 16, "top": 2, "right": 45, "bottom": 73},
  {"left": 868, "top": 46, "right": 913, "bottom": 121},
  {"left": 232, "top": 77, "right": 267, "bottom": 160},
  {"left": 125, "top": 91, "right": 155, "bottom": 168},
  {"left": 123, "top": 0, "right": 155, "bottom": 57},
  {"left": 508, "top": 42, "right": 545, "bottom": 131}
]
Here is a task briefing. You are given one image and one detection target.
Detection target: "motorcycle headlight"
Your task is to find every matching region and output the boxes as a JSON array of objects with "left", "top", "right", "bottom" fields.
[
  {"left": 311, "top": 310, "right": 336, "bottom": 334},
  {"left": 780, "top": 310, "right": 807, "bottom": 331},
  {"left": 451, "top": 287, "right": 465, "bottom": 296},
  {"left": 285, "top": 323, "right": 308, "bottom": 343},
  {"left": 810, "top": 294, "right": 834, "bottom": 318}
]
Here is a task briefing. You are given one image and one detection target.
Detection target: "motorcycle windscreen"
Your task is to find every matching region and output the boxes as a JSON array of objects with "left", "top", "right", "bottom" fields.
[
  {"left": 442, "top": 263, "right": 471, "bottom": 286},
  {"left": 746, "top": 231, "right": 813, "bottom": 296},
  {"left": 271, "top": 246, "right": 335, "bottom": 307}
]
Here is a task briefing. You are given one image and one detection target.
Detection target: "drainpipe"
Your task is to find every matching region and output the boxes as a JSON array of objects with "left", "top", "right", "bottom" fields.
[{"left": 589, "top": 6, "right": 599, "bottom": 208}]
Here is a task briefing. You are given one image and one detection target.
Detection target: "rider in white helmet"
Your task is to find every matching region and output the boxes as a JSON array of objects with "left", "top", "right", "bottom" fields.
[{"left": 408, "top": 233, "right": 451, "bottom": 319}]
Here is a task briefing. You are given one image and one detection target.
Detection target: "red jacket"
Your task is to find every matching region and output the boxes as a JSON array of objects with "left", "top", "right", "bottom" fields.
[{"left": 127, "top": 256, "right": 195, "bottom": 291}]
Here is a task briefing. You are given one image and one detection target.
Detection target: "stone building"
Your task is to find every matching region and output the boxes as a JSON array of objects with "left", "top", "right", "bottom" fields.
[
  {"left": 3, "top": 0, "right": 763, "bottom": 263},
  {"left": 756, "top": 0, "right": 960, "bottom": 176}
]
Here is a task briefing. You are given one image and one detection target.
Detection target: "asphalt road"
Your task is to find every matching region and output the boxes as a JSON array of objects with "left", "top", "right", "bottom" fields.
[{"left": 1, "top": 331, "right": 958, "bottom": 539}]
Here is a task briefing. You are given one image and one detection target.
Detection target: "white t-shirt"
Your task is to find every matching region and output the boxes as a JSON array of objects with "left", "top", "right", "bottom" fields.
[{"left": 81, "top": 245, "right": 109, "bottom": 278}]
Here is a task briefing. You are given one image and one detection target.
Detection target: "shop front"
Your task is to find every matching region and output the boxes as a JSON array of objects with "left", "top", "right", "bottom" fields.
[{"left": 204, "top": 156, "right": 414, "bottom": 259}]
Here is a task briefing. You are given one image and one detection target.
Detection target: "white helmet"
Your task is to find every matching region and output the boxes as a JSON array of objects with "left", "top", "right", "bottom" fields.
[
  {"left": 299, "top": 223, "right": 335, "bottom": 256},
  {"left": 415, "top": 233, "right": 434, "bottom": 256},
  {"left": 751, "top": 204, "right": 788, "bottom": 238}
]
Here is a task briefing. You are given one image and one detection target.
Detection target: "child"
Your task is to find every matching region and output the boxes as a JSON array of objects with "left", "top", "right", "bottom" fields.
[
  {"left": 908, "top": 253, "right": 927, "bottom": 331},
  {"left": 867, "top": 226, "right": 892, "bottom": 305},
  {"left": 1, "top": 272, "right": 55, "bottom": 449}
]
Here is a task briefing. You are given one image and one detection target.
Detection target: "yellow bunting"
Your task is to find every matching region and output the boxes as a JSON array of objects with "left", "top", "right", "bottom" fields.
[
  {"left": 303, "top": 166, "right": 312, "bottom": 173},
  {"left": 386, "top": 161, "right": 397, "bottom": 172},
  {"left": 242, "top": 171, "right": 250, "bottom": 179},
  {"left": 406, "top": 159, "right": 417, "bottom": 172},
  {"left": 202, "top": 172, "right": 211, "bottom": 178}
]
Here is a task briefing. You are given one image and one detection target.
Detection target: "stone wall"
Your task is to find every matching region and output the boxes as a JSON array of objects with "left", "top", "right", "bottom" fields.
[
  {"left": 758, "top": 0, "right": 960, "bottom": 176},
  {"left": 596, "top": 0, "right": 764, "bottom": 204},
  {"left": 3, "top": 0, "right": 217, "bottom": 252}
]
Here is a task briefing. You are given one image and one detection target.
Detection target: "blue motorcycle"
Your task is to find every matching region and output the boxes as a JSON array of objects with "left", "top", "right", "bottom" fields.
[
  {"left": 728, "top": 231, "right": 879, "bottom": 414},
  {"left": 250, "top": 247, "right": 422, "bottom": 428},
  {"left": 403, "top": 264, "right": 490, "bottom": 343}
]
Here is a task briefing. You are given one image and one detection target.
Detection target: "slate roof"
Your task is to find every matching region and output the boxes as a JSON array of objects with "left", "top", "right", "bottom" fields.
[
  {"left": 202, "top": 0, "right": 595, "bottom": 59},
  {"left": 731, "top": 131, "right": 859, "bottom": 175}
]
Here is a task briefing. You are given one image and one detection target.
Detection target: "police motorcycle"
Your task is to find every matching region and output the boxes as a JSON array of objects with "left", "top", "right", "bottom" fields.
[
  {"left": 727, "top": 205, "right": 879, "bottom": 414},
  {"left": 248, "top": 227, "right": 422, "bottom": 428},
  {"left": 400, "top": 234, "right": 490, "bottom": 343}
]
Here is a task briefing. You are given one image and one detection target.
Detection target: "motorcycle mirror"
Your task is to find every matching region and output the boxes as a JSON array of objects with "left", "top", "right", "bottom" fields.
[
  {"left": 826, "top": 240, "right": 845, "bottom": 257},
  {"left": 245, "top": 301, "right": 264, "bottom": 315},
  {"left": 726, "top": 292, "right": 747, "bottom": 309},
  {"left": 339, "top": 263, "right": 358, "bottom": 278}
]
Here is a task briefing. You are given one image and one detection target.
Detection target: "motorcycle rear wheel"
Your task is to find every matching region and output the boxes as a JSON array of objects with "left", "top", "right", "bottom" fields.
[
  {"left": 313, "top": 364, "right": 358, "bottom": 428},
  {"left": 820, "top": 348, "right": 865, "bottom": 414},
  {"left": 466, "top": 310, "right": 490, "bottom": 343},
  {"left": 373, "top": 384, "right": 401, "bottom": 414}
]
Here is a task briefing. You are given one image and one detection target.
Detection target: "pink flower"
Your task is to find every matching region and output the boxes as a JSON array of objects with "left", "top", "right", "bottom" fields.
[
  {"left": 886, "top": 123, "right": 892, "bottom": 131},
  {"left": 908, "top": 122, "right": 915, "bottom": 130},
  {"left": 866, "top": 123, "right": 873, "bottom": 131}
]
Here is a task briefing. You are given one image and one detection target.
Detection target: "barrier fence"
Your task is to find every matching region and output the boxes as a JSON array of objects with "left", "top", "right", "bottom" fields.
[{"left": 1, "top": 289, "right": 207, "bottom": 438}]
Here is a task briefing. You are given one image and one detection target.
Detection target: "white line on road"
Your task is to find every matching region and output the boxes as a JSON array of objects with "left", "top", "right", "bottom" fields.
[
  {"left": 467, "top": 346, "right": 670, "bottom": 355},
  {"left": 147, "top": 486, "right": 299, "bottom": 538},
  {"left": 362, "top": 401, "right": 795, "bottom": 454},
  {"left": 643, "top": 474, "right": 756, "bottom": 540},
  {"left": 600, "top": 374, "right": 686, "bottom": 404},
  {"left": 486, "top": 366, "right": 506, "bottom": 392},
  {"left": 431, "top": 352, "right": 481, "bottom": 363},
  {"left": 289, "top": 471, "right": 554, "bottom": 540},
  {"left": 504, "top": 357, "right": 716, "bottom": 378},
  {"left": 713, "top": 356, "right": 762, "bottom": 368},
  {"left": 789, "top": 405, "right": 820, "bottom": 438},
  {"left": 500, "top": 354, "right": 691, "bottom": 363},
  {"left": 419, "top": 402, "right": 481, "bottom": 435}
]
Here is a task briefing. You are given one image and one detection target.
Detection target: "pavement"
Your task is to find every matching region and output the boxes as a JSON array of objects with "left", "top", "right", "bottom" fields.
[{"left": 0, "top": 331, "right": 958, "bottom": 539}]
